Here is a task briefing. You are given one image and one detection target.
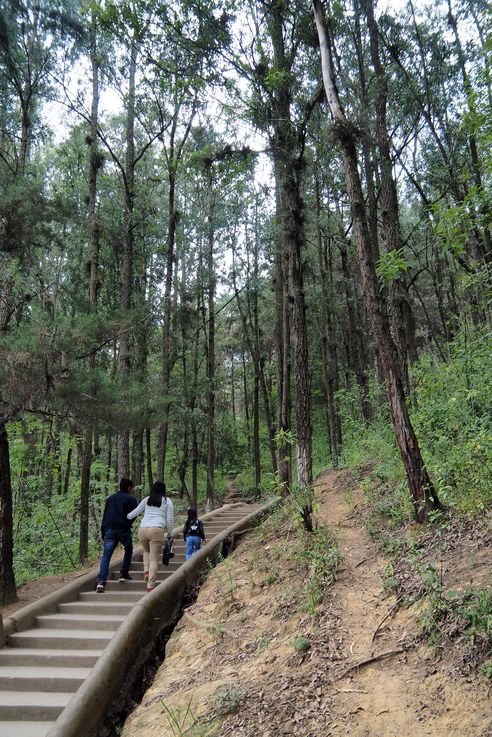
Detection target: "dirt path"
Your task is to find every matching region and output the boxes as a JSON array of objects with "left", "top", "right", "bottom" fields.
[{"left": 120, "top": 468, "right": 492, "bottom": 737}]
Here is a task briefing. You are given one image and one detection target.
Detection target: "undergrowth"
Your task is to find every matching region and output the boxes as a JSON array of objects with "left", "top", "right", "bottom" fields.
[
  {"left": 418, "top": 565, "right": 492, "bottom": 677},
  {"left": 254, "top": 486, "right": 342, "bottom": 616},
  {"left": 339, "top": 325, "right": 492, "bottom": 523}
]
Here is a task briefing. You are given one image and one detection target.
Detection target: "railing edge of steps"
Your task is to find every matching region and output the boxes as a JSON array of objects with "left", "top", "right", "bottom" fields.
[
  {"left": 2, "top": 502, "right": 248, "bottom": 638},
  {"left": 45, "top": 496, "right": 279, "bottom": 737}
]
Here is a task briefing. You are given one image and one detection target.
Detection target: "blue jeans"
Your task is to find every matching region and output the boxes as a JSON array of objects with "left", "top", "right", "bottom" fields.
[
  {"left": 185, "top": 535, "right": 202, "bottom": 560},
  {"left": 97, "top": 529, "right": 133, "bottom": 583}
]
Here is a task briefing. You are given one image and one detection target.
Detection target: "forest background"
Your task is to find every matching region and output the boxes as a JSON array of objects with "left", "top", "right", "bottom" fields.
[{"left": 0, "top": 0, "right": 490, "bottom": 607}]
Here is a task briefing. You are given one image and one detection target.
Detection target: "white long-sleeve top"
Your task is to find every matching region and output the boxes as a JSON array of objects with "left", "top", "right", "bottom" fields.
[{"left": 127, "top": 496, "right": 174, "bottom": 532}]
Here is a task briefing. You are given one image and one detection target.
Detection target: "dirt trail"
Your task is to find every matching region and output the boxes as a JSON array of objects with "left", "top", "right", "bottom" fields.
[{"left": 120, "top": 469, "right": 492, "bottom": 737}]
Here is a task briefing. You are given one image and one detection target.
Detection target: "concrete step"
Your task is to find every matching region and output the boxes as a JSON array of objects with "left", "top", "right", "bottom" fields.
[
  {"left": 79, "top": 591, "right": 144, "bottom": 604},
  {"left": 59, "top": 601, "right": 135, "bottom": 616},
  {"left": 0, "top": 721, "right": 54, "bottom": 737},
  {"left": 102, "top": 578, "right": 170, "bottom": 591},
  {"left": 8, "top": 629, "right": 114, "bottom": 650},
  {"left": 35, "top": 613, "right": 126, "bottom": 631},
  {"left": 130, "top": 560, "right": 183, "bottom": 571},
  {"left": 114, "top": 569, "right": 180, "bottom": 582},
  {"left": 0, "top": 666, "right": 90, "bottom": 692},
  {"left": 0, "top": 648, "right": 102, "bottom": 668},
  {"left": 0, "top": 690, "right": 73, "bottom": 720}
]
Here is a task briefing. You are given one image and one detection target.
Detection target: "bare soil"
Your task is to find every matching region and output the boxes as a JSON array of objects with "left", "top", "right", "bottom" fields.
[{"left": 120, "top": 469, "right": 492, "bottom": 737}]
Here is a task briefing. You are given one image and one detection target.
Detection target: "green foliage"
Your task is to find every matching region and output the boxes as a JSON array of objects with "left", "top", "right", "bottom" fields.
[
  {"left": 295, "top": 524, "right": 341, "bottom": 614},
  {"left": 411, "top": 326, "right": 492, "bottom": 512},
  {"left": 340, "top": 325, "right": 492, "bottom": 521},
  {"left": 419, "top": 571, "right": 492, "bottom": 672},
  {"left": 211, "top": 684, "right": 245, "bottom": 716},
  {"left": 291, "top": 636, "right": 311, "bottom": 652},
  {"left": 376, "top": 248, "right": 410, "bottom": 283}
]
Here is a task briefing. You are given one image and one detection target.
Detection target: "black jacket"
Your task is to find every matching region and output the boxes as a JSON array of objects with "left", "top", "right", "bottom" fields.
[
  {"left": 183, "top": 519, "right": 205, "bottom": 540},
  {"left": 101, "top": 490, "right": 138, "bottom": 537}
]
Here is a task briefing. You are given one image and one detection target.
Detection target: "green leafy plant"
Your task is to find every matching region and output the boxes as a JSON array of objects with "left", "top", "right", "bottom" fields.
[
  {"left": 257, "top": 635, "right": 272, "bottom": 653},
  {"left": 376, "top": 248, "right": 410, "bottom": 283},
  {"left": 212, "top": 685, "right": 245, "bottom": 716},
  {"left": 292, "top": 636, "right": 311, "bottom": 652}
]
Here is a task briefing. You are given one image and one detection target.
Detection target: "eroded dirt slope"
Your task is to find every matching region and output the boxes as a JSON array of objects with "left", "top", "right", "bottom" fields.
[{"left": 121, "top": 470, "right": 492, "bottom": 737}]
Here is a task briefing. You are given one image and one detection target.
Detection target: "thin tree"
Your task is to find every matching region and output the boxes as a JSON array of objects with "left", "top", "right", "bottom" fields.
[{"left": 313, "top": 0, "right": 441, "bottom": 521}]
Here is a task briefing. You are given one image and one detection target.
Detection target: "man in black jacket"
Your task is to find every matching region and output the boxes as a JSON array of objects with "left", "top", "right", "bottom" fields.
[{"left": 96, "top": 478, "right": 138, "bottom": 592}]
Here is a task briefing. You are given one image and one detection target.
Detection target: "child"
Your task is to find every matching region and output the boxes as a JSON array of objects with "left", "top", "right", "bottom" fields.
[{"left": 183, "top": 507, "right": 206, "bottom": 560}]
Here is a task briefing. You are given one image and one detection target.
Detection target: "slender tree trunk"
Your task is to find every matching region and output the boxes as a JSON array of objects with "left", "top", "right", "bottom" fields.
[
  {"left": 364, "top": 0, "right": 417, "bottom": 392},
  {"left": 156, "top": 165, "right": 177, "bottom": 480},
  {"left": 313, "top": 0, "right": 441, "bottom": 521},
  {"left": 63, "top": 445, "right": 72, "bottom": 496},
  {"left": 145, "top": 428, "right": 153, "bottom": 489},
  {"left": 338, "top": 238, "right": 372, "bottom": 422},
  {"left": 79, "top": 427, "right": 92, "bottom": 563},
  {"left": 117, "top": 40, "right": 138, "bottom": 480},
  {"left": 79, "top": 13, "right": 101, "bottom": 563},
  {"left": 0, "top": 424, "right": 16, "bottom": 605},
  {"left": 268, "top": 2, "right": 294, "bottom": 492},
  {"left": 106, "top": 433, "right": 113, "bottom": 486},
  {"left": 447, "top": 0, "right": 491, "bottom": 262},
  {"left": 241, "top": 345, "right": 251, "bottom": 446},
  {"left": 230, "top": 347, "right": 237, "bottom": 423},
  {"left": 315, "top": 185, "right": 341, "bottom": 463},
  {"left": 205, "top": 170, "right": 216, "bottom": 511},
  {"left": 290, "top": 169, "right": 313, "bottom": 489},
  {"left": 132, "top": 430, "right": 143, "bottom": 487}
]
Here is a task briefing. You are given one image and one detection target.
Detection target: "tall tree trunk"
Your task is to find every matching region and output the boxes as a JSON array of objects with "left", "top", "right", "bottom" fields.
[
  {"left": 289, "top": 165, "right": 313, "bottom": 489},
  {"left": 79, "top": 427, "right": 92, "bottom": 563},
  {"left": 132, "top": 430, "right": 144, "bottom": 487},
  {"left": 205, "top": 170, "right": 216, "bottom": 511},
  {"left": 156, "top": 98, "right": 196, "bottom": 479},
  {"left": 338, "top": 237, "right": 373, "bottom": 423},
  {"left": 313, "top": 0, "right": 441, "bottom": 522},
  {"left": 63, "top": 445, "right": 72, "bottom": 496},
  {"left": 363, "top": 0, "right": 417, "bottom": 392},
  {"left": 446, "top": 0, "right": 491, "bottom": 262},
  {"left": 241, "top": 345, "right": 251, "bottom": 447},
  {"left": 0, "top": 424, "right": 16, "bottom": 605},
  {"left": 145, "top": 428, "right": 153, "bottom": 489},
  {"left": 314, "top": 184, "right": 341, "bottom": 463},
  {"left": 156, "top": 166, "right": 177, "bottom": 480},
  {"left": 117, "top": 40, "right": 137, "bottom": 480},
  {"left": 80, "top": 12, "right": 101, "bottom": 563}
]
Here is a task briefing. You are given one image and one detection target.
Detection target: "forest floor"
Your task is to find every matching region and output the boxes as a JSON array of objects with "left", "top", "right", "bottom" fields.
[{"left": 120, "top": 468, "right": 492, "bottom": 737}]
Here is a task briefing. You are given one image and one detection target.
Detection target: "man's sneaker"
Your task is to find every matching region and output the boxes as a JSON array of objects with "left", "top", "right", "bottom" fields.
[
  {"left": 118, "top": 573, "right": 133, "bottom": 582},
  {"left": 96, "top": 582, "right": 105, "bottom": 593},
  {"left": 146, "top": 587, "right": 153, "bottom": 593}
]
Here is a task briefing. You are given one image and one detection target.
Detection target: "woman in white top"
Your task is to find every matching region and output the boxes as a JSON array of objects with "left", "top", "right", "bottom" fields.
[{"left": 127, "top": 481, "right": 174, "bottom": 592}]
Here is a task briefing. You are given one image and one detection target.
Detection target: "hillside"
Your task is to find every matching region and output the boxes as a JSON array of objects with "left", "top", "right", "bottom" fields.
[{"left": 120, "top": 469, "right": 492, "bottom": 737}]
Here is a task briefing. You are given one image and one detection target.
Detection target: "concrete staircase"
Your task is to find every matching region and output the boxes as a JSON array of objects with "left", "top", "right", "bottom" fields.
[{"left": 0, "top": 503, "right": 261, "bottom": 737}]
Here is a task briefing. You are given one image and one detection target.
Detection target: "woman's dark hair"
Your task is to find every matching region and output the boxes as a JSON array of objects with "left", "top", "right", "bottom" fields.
[
  {"left": 187, "top": 507, "right": 197, "bottom": 522},
  {"left": 147, "top": 481, "right": 166, "bottom": 507}
]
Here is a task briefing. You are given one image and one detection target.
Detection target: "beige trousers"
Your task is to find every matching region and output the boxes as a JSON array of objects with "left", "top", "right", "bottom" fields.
[{"left": 138, "top": 526, "right": 165, "bottom": 589}]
